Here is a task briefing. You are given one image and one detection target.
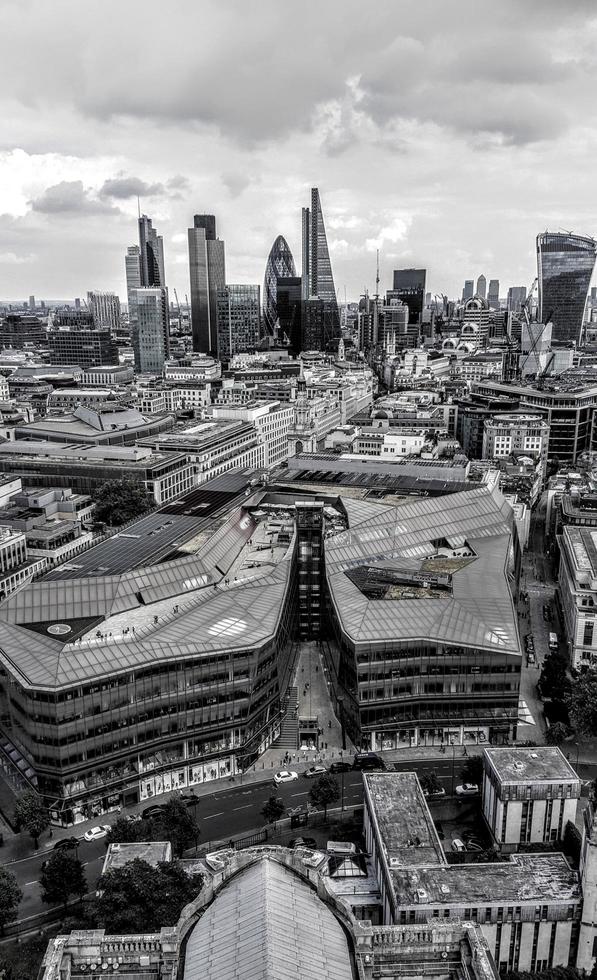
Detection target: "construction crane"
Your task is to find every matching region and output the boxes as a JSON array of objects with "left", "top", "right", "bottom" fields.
[{"left": 173, "top": 287, "right": 182, "bottom": 326}]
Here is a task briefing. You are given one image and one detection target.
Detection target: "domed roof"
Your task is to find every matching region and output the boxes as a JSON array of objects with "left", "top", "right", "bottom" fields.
[{"left": 263, "top": 235, "right": 297, "bottom": 334}]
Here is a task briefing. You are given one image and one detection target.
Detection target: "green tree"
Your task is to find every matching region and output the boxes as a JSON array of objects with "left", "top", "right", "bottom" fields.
[
  {"left": 546, "top": 721, "right": 570, "bottom": 745},
  {"left": 566, "top": 672, "right": 597, "bottom": 738},
  {"left": 538, "top": 651, "right": 570, "bottom": 700},
  {"left": 95, "top": 858, "right": 202, "bottom": 933},
  {"left": 152, "top": 799, "right": 200, "bottom": 858},
  {"left": 105, "top": 817, "right": 154, "bottom": 846},
  {"left": 261, "top": 796, "right": 285, "bottom": 828},
  {"left": 309, "top": 774, "right": 340, "bottom": 821},
  {"left": 14, "top": 791, "right": 49, "bottom": 849},
  {"left": 40, "top": 850, "right": 86, "bottom": 910},
  {"left": 92, "top": 478, "right": 152, "bottom": 527},
  {"left": 0, "top": 867, "right": 22, "bottom": 935},
  {"left": 459, "top": 755, "right": 483, "bottom": 786},
  {"left": 419, "top": 771, "right": 443, "bottom": 795},
  {"left": 0, "top": 932, "right": 52, "bottom": 979}
]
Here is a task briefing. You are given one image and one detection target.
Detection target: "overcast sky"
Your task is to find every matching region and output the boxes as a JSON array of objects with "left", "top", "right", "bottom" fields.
[{"left": 0, "top": 0, "right": 596, "bottom": 303}]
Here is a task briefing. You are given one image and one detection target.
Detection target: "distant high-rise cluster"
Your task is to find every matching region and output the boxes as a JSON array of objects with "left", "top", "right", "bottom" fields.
[{"left": 126, "top": 214, "right": 170, "bottom": 372}]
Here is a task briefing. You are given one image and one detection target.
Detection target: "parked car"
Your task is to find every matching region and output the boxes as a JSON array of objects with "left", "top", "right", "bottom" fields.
[
  {"left": 180, "top": 795, "right": 199, "bottom": 808},
  {"left": 527, "top": 651, "right": 536, "bottom": 665},
  {"left": 465, "top": 841, "right": 484, "bottom": 852},
  {"left": 287, "top": 837, "right": 317, "bottom": 849},
  {"left": 352, "top": 752, "right": 386, "bottom": 771},
  {"left": 423, "top": 787, "right": 446, "bottom": 799},
  {"left": 451, "top": 838, "right": 466, "bottom": 852},
  {"left": 53, "top": 836, "right": 79, "bottom": 851},
  {"left": 329, "top": 761, "right": 352, "bottom": 774},
  {"left": 83, "top": 825, "right": 111, "bottom": 842},
  {"left": 455, "top": 783, "right": 479, "bottom": 797},
  {"left": 542, "top": 604, "right": 552, "bottom": 622},
  {"left": 273, "top": 770, "right": 298, "bottom": 785},
  {"left": 304, "top": 765, "right": 327, "bottom": 779},
  {"left": 142, "top": 805, "right": 166, "bottom": 819}
]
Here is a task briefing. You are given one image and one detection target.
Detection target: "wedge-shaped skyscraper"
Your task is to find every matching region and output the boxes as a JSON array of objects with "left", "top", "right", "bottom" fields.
[
  {"left": 263, "top": 235, "right": 296, "bottom": 335},
  {"left": 537, "top": 231, "right": 597, "bottom": 344},
  {"left": 301, "top": 187, "right": 340, "bottom": 348}
]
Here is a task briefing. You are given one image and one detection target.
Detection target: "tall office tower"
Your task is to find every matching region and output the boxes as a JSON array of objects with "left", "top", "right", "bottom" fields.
[
  {"left": 263, "top": 235, "right": 296, "bottom": 335},
  {"left": 507, "top": 286, "right": 527, "bottom": 312},
  {"left": 29, "top": 295, "right": 35, "bottom": 311},
  {"left": 125, "top": 246, "right": 142, "bottom": 312},
  {"left": 463, "top": 280, "right": 474, "bottom": 302},
  {"left": 487, "top": 279, "right": 500, "bottom": 309},
  {"left": 130, "top": 287, "right": 170, "bottom": 373},
  {"left": 537, "top": 231, "right": 597, "bottom": 344},
  {"left": 188, "top": 214, "right": 226, "bottom": 354},
  {"left": 476, "top": 274, "right": 487, "bottom": 299},
  {"left": 296, "top": 501, "right": 325, "bottom": 640},
  {"left": 138, "top": 214, "right": 165, "bottom": 287},
  {"left": 216, "top": 285, "right": 261, "bottom": 360},
  {"left": 276, "top": 276, "right": 303, "bottom": 352},
  {"left": 391, "top": 269, "right": 426, "bottom": 325},
  {"left": 87, "top": 291, "right": 121, "bottom": 333},
  {"left": 301, "top": 188, "right": 339, "bottom": 314}
]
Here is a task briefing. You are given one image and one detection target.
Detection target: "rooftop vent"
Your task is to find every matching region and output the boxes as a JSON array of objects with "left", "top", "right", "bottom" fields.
[
  {"left": 513, "top": 761, "right": 524, "bottom": 772},
  {"left": 530, "top": 752, "right": 539, "bottom": 758},
  {"left": 440, "top": 884, "right": 451, "bottom": 895},
  {"left": 416, "top": 888, "right": 429, "bottom": 902}
]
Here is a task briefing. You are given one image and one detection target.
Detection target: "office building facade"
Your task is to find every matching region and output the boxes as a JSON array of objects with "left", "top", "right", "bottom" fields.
[
  {"left": 138, "top": 214, "right": 165, "bottom": 288},
  {"left": 392, "top": 269, "right": 426, "bottom": 325},
  {"left": 188, "top": 214, "right": 226, "bottom": 354},
  {"left": 125, "top": 245, "right": 142, "bottom": 313},
  {"left": 87, "top": 291, "right": 121, "bottom": 333},
  {"left": 463, "top": 280, "right": 474, "bottom": 302},
  {"left": 216, "top": 285, "right": 261, "bottom": 360},
  {"left": 476, "top": 274, "right": 487, "bottom": 299},
  {"left": 276, "top": 276, "right": 303, "bottom": 353},
  {"left": 487, "top": 279, "right": 500, "bottom": 309},
  {"left": 130, "top": 287, "right": 170, "bottom": 373},
  {"left": 301, "top": 188, "right": 340, "bottom": 335},
  {"left": 536, "top": 232, "right": 597, "bottom": 344},
  {"left": 263, "top": 235, "right": 296, "bottom": 336},
  {"left": 47, "top": 311, "right": 118, "bottom": 368}
]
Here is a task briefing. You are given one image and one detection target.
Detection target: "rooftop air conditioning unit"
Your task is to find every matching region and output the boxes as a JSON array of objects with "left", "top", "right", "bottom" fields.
[{"left": 416, "top": 888, "right": 428, "bottom": 902}]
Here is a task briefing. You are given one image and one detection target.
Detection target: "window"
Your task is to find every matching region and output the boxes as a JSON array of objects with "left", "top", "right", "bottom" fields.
[{"left": 584, "top": 621, "right": 594, "bottom": 647}]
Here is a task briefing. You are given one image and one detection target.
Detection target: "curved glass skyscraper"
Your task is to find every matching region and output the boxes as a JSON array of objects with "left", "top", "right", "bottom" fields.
[
  {"left": 537, "top": 232, "right": 597, "bottom": 344},
  {"left": 263, "top": 235, "right": 296, "bottom": 334}
]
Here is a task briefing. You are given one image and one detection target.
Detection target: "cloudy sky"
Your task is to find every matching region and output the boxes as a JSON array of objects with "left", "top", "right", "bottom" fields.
[{"left": 0, "top": 0, "right": 596, "bottom": 303}]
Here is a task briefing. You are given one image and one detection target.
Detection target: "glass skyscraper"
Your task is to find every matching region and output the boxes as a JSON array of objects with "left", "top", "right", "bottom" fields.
[
  {"left": 188, "top": 214, "right": 226, "bottom": 354},
  {"left": 216, "top": 284, "right": 261, "bottom": 360},
  {"left": 537, "top": 232, "right": 597, "bottom": 343},
  {"left": 301, "top": 187, "right": 340, "bottom": 344},
  {"left": 263, "top": 235, "right": 296, "bottom": 335},
  {"left": 392, "top": 268, "right": 427, "bottom": 324}
]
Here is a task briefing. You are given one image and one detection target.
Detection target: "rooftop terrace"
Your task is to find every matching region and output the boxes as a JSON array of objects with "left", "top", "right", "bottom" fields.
[{"left": 483, "top": 746, "right": 580, "bottom": 785}]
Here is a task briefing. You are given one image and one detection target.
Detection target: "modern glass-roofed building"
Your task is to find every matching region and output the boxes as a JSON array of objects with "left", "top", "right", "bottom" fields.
[
  {"left": 536, "top": 231, "right": 597, "bottom": 344},
  {"left": 325, "top": 484, "right": 522, "bottom": 750}
]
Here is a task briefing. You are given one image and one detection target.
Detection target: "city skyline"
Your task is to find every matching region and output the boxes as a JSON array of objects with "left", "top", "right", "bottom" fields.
[{"left": 1, "top": 1, "right": 597, "bottom": 301}]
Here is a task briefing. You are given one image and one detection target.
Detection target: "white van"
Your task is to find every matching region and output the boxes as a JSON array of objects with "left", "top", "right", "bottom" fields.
[{"left": 549, "top": 632, "right": 558, "bottom": 651}]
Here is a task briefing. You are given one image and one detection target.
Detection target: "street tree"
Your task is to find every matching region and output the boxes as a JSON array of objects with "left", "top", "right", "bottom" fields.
[
  {"left": 538, "top": 651, "right": 570, "bottom": 701},
  {"left": 14, "top": 791, "right": 49, "bottom": 849},
  {"left": 105, "top": 817, "right": 154, "bottom": 846},
  {"left": 546, "top": 721, "right": 570, "bottom": 746},
  {"left": 459, "top": 756, "right": 483, "bottom": 787},
  {"left": 309, "top": 775, "right": 340, "bottom": 821},
  {"left": 419, "top": 771, "right": 442, "bottom": 795},
  {"left": 0, "top": 867, "right": 22, "bottom": 935},
  {"left": 566, "top": 672, "right": 597, "bottom": 739},
  {"left": 261, "top": 796, "right": 285, "bottom": 828},
  {"left": 95, "top": 858, "right": 202, "bottom": 933},
  {"left": 92, "top": 478, "right": 152, "bottom": 527},
  {"left": 152, "top": 799, "right": 200, "bottom": 858},
  {"left": 40, "top": 850, "right": 86, "bottom": 910}
]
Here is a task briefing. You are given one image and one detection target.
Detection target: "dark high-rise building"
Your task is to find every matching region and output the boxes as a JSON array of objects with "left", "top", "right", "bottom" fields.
[
  {"left": 301, "top": 188, "right": 340, "bottom": 334},
  {"left": 216, "top": 284, "right": 261, "bottom": 360},
  {"left": 296, "top": 501, "right": 324, "bottom": 640},
  {"left": 276, "top": 276, "right": 303, "bottom": 353},
  {"left": 487, "top": 279, "right": 500, "bottom": 309},
  {"left": 302, "top": 299, "right": 340, "bottom": 352},
  {"left": 537, "top": 231, "right": 597, "bottom": 344},
  {"left": 463, "top": 280, "right": 474, "bottom": 302},
  {"left": 47, "top": 311, "right": 118, "bottom": 368},
  {"left": 507, "top": 286, "right": 527, "bottom": 313},
  {"left": 392, "top": 268, "right": 426, "bottom": 325},
  {"left": 188, "top": 214, "right": 226, "bottom": 354},
  {"left": 138, "top": 214, "right": 165, "bottom": 288},
  {"left": 263, "top": 236, "right": 296, "bottom": 335}
]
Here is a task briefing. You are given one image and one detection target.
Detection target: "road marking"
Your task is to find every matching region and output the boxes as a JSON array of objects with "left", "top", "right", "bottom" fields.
[
  {"left": 289, "top": 791, "right": 309, "bottom": 798},
  {"left": 232, "top": 804, "right": 253, "bottom": 811},
  {"left": 24, "top": 880, "right": 38, "bottom": 886},
  {"left": 203, "top": 812, "right": 224, "bottom": 819}
]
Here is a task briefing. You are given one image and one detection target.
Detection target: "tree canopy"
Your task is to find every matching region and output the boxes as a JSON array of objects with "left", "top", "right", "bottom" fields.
[
  {"left": 0, "top": 867, "right": 21, "bottom": 935},
  {"left": 40, "top": 850, "right": 86, "bottom": 909},
  {"left": 538, "top": 651, "right": 571, "bottom": 701},
  {"left": 419, "top": 771, "right": 442, "bottom": 795},
  {"left": 309, "top": 774, "right": 340, "bottom": 820},
  {"left": 546, "top": 721, "right": 570, "bottom": 746},
  {"left": 261, "top": 796, "right": 285, "bottom": 827},
  {"left": 14, "top": 791, "right": 49, "bottom": 848},
  {"left": 107, "top": 801, "right": 200, "bottom": 858},
  {"left": 92, "top": 478, "right": 152, "bottom": 527},
  {"left": 459, "top": 755, "right": 483, "bottom": 786},
  {"left": 566, "top": 672, "right": 597, "bottom": 738},
  {"left": 95, "top": 858, "right": 202, "bottom": 933}
]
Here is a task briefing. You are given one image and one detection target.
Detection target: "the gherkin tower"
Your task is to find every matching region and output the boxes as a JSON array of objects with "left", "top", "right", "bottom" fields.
[{"left": 263, "top": 235, "right": 296, "bottom": 334}]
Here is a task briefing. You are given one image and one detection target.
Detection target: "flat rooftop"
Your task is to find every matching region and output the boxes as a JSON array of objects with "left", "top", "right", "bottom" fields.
[
  {"left": 483, "top": 746, "right": 580, "bottom": 784},
  {"left": 102, "top": 840, "right": 171, "bottom": 874},
  {"left": 364, "top": 773, "right": 445, "bottom": 868},
  {"left": 392, "top": 853, "right": 580, "bottom": 907}
]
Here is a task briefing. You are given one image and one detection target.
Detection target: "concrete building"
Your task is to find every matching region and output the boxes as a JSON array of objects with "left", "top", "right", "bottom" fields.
[
  {"left": 559, "top": 525, "right": 597, "bottom": 668},
  {"left": 354, "top": 428, "right": 431, "bottom": 459},
  {"left": 208, "top": 400, "right": 293, "bottom": 468},
  {"left": 82, "top": 364, "right": 134, "bottom": 386},
  {"left": 47, "top": 314, "right": 118, "bottom": 368},
  {"left": 482, "top": 747, "right": 580, "bottom": 853},
  {"left": 87, "top": 291, "right": 121, "bottom": 333},
  {"left": 141, "top": 419, "right": 265, "bottom": 484},
  {"left": 13, "top": 404, "right": 174, "bottom": 447},
  {"left": 0, "top": 525, "right": 46, "bottom": 600},
  {"left": 482, "top": 414, "right": 549, "bottom": 475},
  {"left": 364, "top": 771, "right": 588, "bottom": 974}
]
